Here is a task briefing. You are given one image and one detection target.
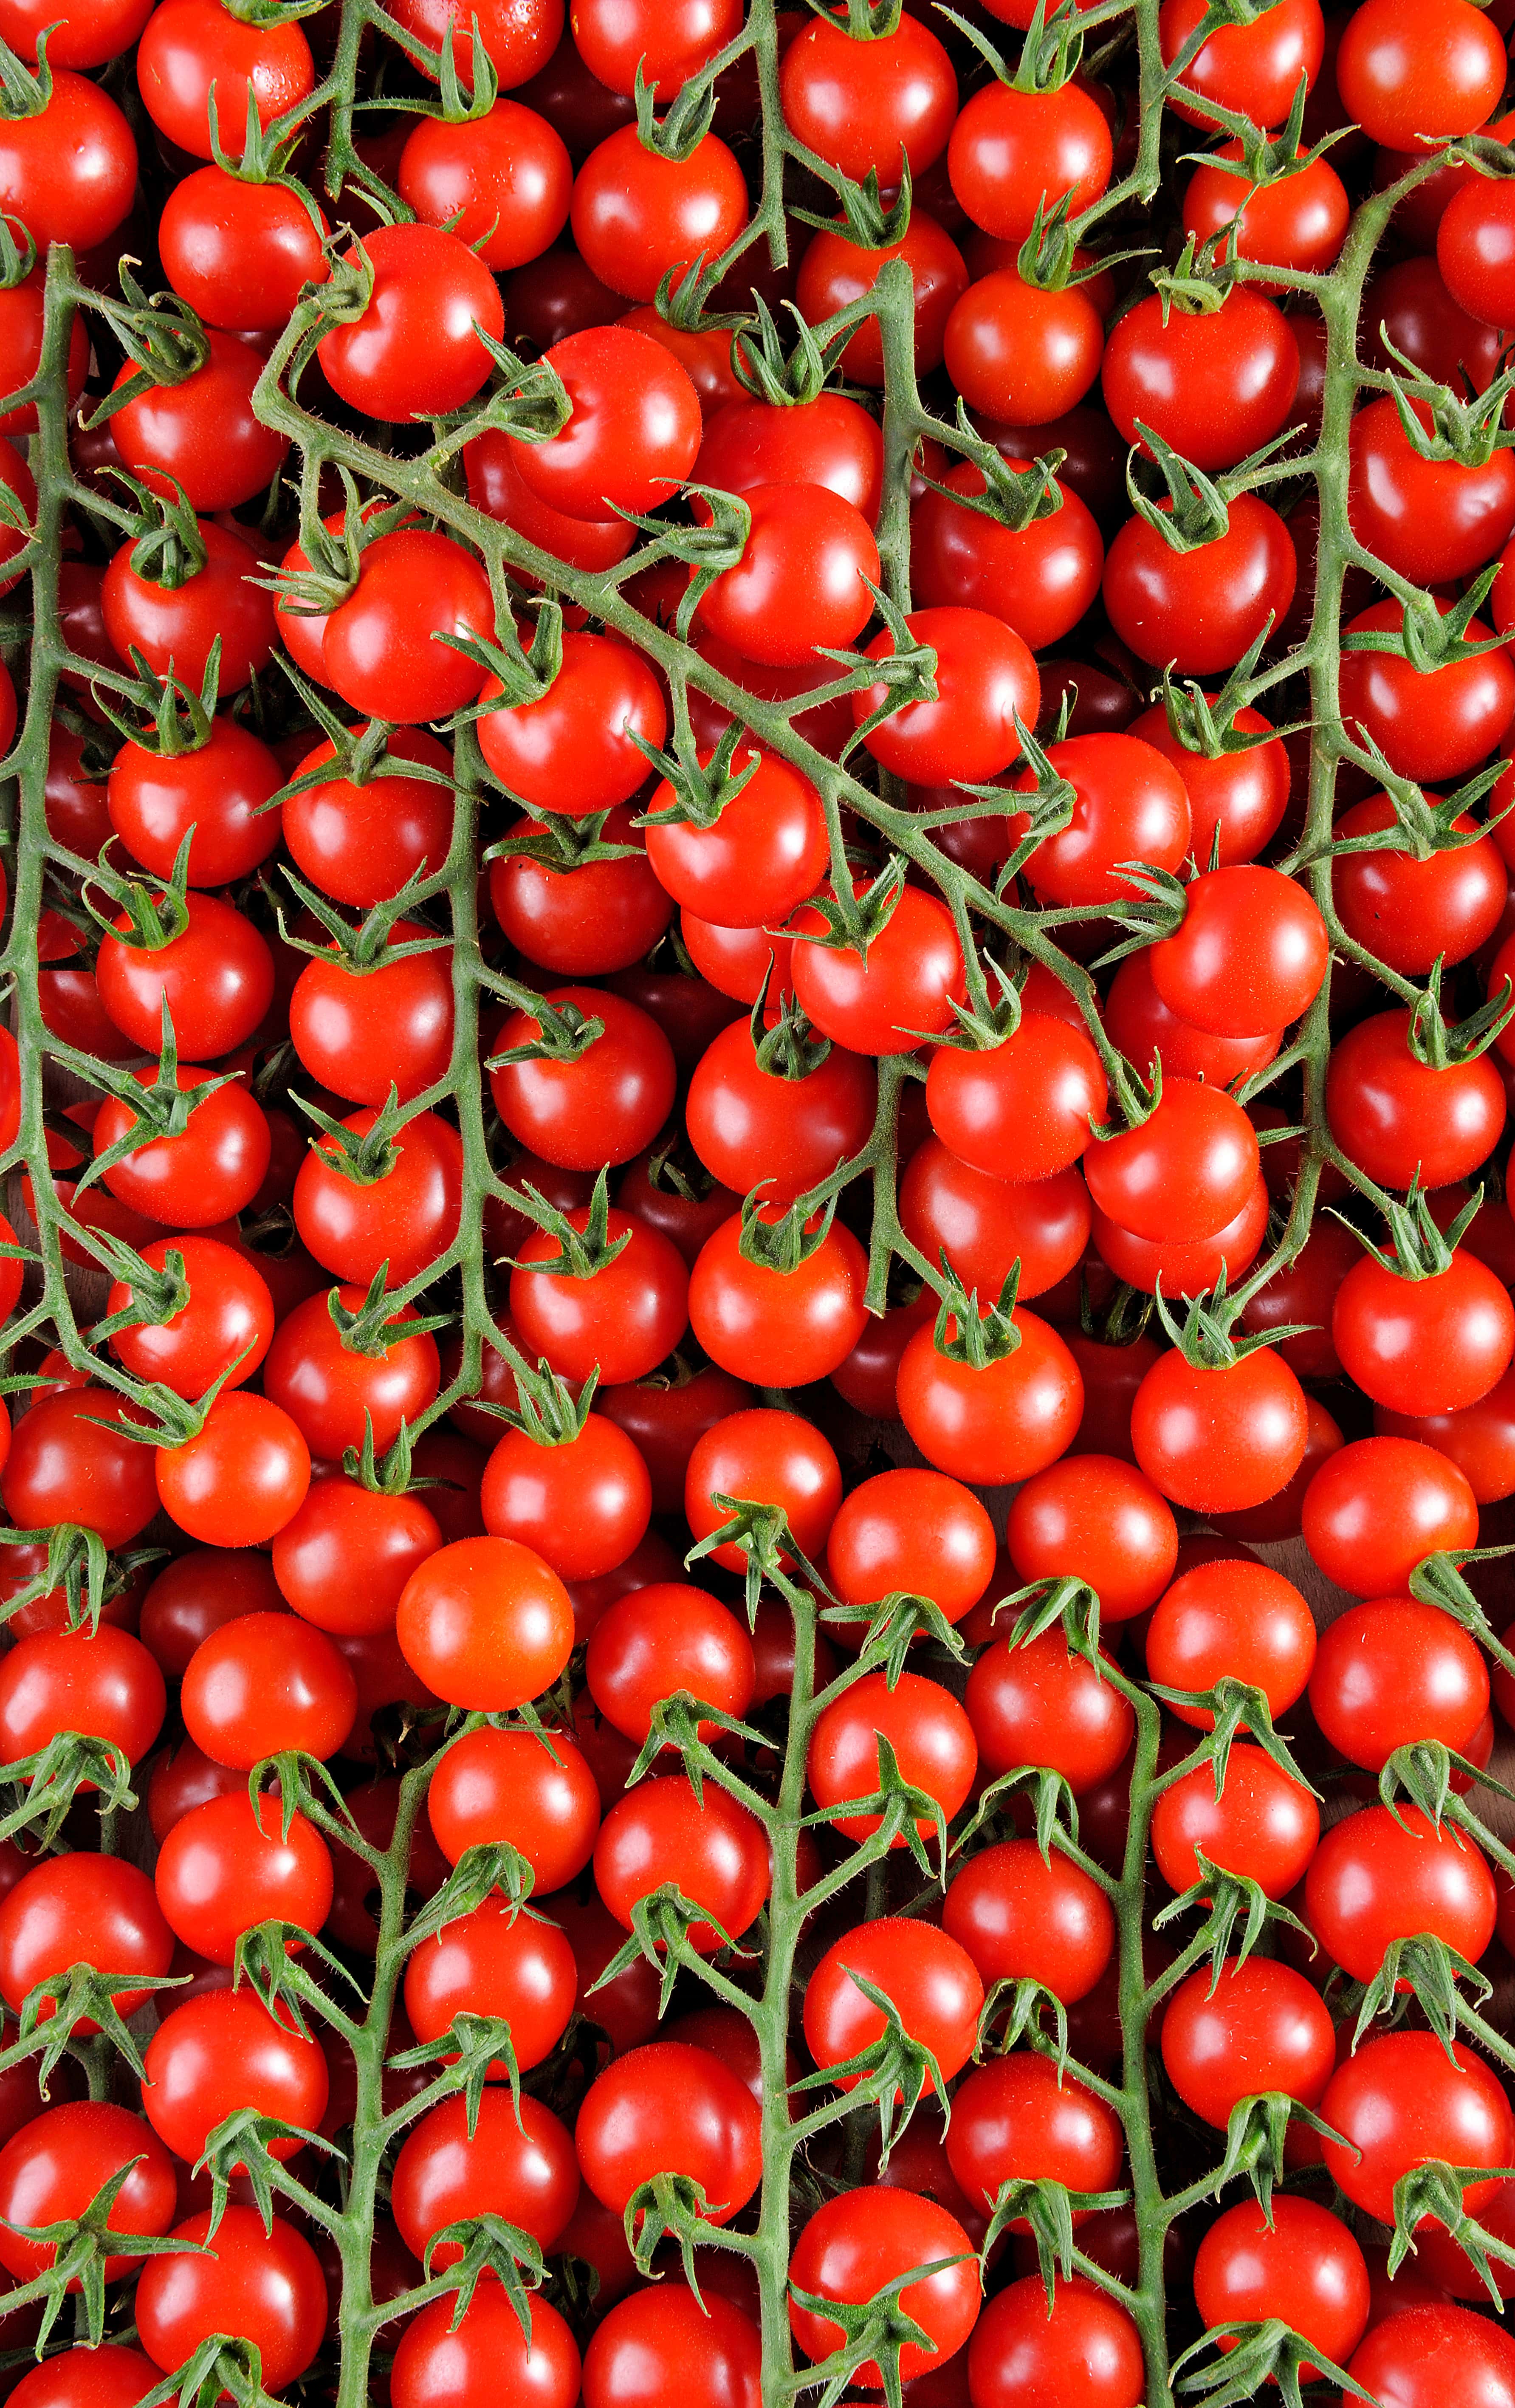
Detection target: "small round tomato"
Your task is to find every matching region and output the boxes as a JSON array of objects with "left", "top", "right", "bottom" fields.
[
  {"left": 489, "top": 986, "right": 676, "bottom": 1171},
  {"left": 1334, "top": 1248, "right": 1515, "bottom": 1416},
  {"left": 155, "top": 1393, "right": 311, "bottom": 1547},
  {"left": 1149, "top": 866, "right": 1328, "bottom": 1038},
  {"left": 1307, "top": 1803, "right": 1495, "bottom": 1981},
  {"left": 398, "top": 99, "right": 571, "bottom": 269},
  {"left": 1322, "top": 2031, "right": 1515, "bottom": 2225},
  {"left": 943, "top": 1838, "right": 1114, "bottom": 2003},
  {"left": 396, "top": 1537, "right": 573, "bottom": 1712},
  {"left": 966, "top": 1627, "right": 1134, "bottom": 1791},
  {"left": 158, "top": 164, "right": 329, "bottom": 336},
  {"left": 427, "top": 1725, "right": 600, "bottom": 1889},
  {"left": 1159, "top": 0, "right": 1323, "bottom": 127},
  {"left": 394, "top": 2288, "right": 580, "bottom": 2408},
  {"left": 683, "top": 1406, "right": 842, "bottom": 1572},
  {"left": 0, "top": 1626, "right": 165, "bottom": 1770},
  {"left": 509, "top": 1207, "right": 688, "bottom": 1383},
  {"left": 181, "top": 1611, "right": 357, "bottom": 1769},
  {"left": 570, "top": 125, "right": 747, "bottom": 305},
  {"left": 403, "top": 1895, "right": 577, "bottom": 2072},
  {"left": 947, "top": 2053, "right": 1123, "bottom": 2216},
  {"left": 136, "top": 0, "right": 313, "bottom": 157},
  {"left": 791, "top": 883, "right": 967, "bottom": 1056},
  {"left": 1335, "top": 791, "right": 1508, "bottom": 975},
  {"left": 826, "top": 1466, "right": 996, "bottom": 1625},
  {"left": 852, "top": 607, "right": 1039, "bottom": 784},
  {"left": 293, "top": 1107, "right": 465, "bottom": 1289},
  {"left": 1085, "top": 1081, "right": 1260, "bottom": 1245},
  {"left": 1162, "top": 1957, "right": 1335, "bottom": 2128},
  {"left": 585, "top": 1581, "right": 754, "bottom": 1743},
  {"left": 926, "top": 1013, "right": 1106, "bottom": 1185},
  {"left": 789, "top": 2186, "right": 979, "bottom": 2389},
  {"left": 804, "top": 1919, "right": 983, "bottom": 2090},
  {"left": 1009, "top": 731, "right": 1191, "bottom": 909},
  {"left": 142, "top": 1990, "right": 329, "bottom": 2165},
  {"left": 134, "top": 2208, "right": 326, "bottom": 2391},
  {"left": 576, "top": 2040, "right": 761, "bottom": 2224},
  {"left": 808, "top": 1669, "right": 977, "bottom": 1846},
  {"left": 511, "top": 325, "right": 702, "bottom": 522},
  {"left": 593, "top": 1773, "right": 770, "bottom": 1950},
  {"left": 583, "top": 2288, "right": 756, "bottom": 2408},
  {"left": 1103, "top": 496, "right": 1297, "bottom": 677},
  {"left": 897, "top": 1307, "right": 1084, "bottom": 1486},
  {"left": 477, "top": 630, "right": 665, "bottom": 816},
  {"left": 1006, "top": 1454, "right": 1176, "bottom": 1621},
  {"left": 1146, "top": 1557, "right": 1316, "bottom": 1724},
  {"left": 688, "top": 1206, "right": 869, "bottom": 1387},
  {"left": 1325, "top": 1008, "right": 1506, "bottom": 1192},
  {"left": 942, "top": 274, "right": 1106, "bottom": 431},
  {"left": 1151, "top": 1744, "right": 1319, "bottom": 1898},
  {"left": 1335, "top": 0, "right": 1505, "bottom": 148},
  {"left": 1309, "top": 1593, "right": 1489, "bottom": 1767},
  {"left": 153, "top": 1792, "right": 333, "bottom": 1965},
  {"left": 96, "top": 892, "right": 273, "bottom": 1059},
  {"left": 1193, "top": 2199, "right": 1368, "bottom": 2384},
  {"left": 0, "top": 2102, "right": 176, "bottom": 2284},
  {"left": 1132, "top": 1345, "right": 1308, "bottom": 1514},
  {"left": 481, "top": 1417, "right": 653, "bottom": 1584}
]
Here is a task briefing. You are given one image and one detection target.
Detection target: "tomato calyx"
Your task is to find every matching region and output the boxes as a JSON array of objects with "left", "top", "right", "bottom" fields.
[
  {"left": 1341, "top": 568, "right": 1511, "bottom": 674},
  {"left": 485, "top": 982, "right": 606, "bottom": 1067},
  {"left": 632, "top": 55, "right": 720, "bottom": 161},
  {"left": 485, "top": 807, "right": 645, "bottom": 876},
  {"left": 1151, "top": 1264, "right": 1313, "bottom": 1372},
  {"left": 927, "top": 1256, "right": 1025, "bottom": 1366},
  {"left": 731, "top": 296, "right": 850, "bottom": 409},
  {"left": 83, "top": 1016, "right": 243, "bottom": 1172},
  {"left": 82, "top": 264, "right": 211, "bottom": 433},
  {"left": 86, "top": 1231, "right": 191, "bottom": 1346},
  {"left": 1312, "top": 755, "right": 1507, "bottom": 872},
  {"left": 456, "top": 601, "right": 564, "bottom": 719},
  {"left": 327, "top": 1268, "right": 453, "bottom": 1360},
  {"left": 498, "top": 1166, "right": 635, "bottom": 1284},
  {"left": 1092, "top": 861, "right": 1189, "bottom": 969},
  {"left": 0, "top": 1523, "right": 160, "bottom": 1637},
  {"left": 274, "top": 867, "right": 451, "bottom": 977},
  {"left": 1155, "top": 627, "right": 1294, "bottom": 763},
  {"left": 943, "top": 0, "right": 1083, "bottom": 100},
  {"left": 1371, "top": 335, "right": 1515, "bottom": 473},
  {"left": 296, "top": 1081, "right": 409, "bottom": 1186},
  {"left": 791, "top": 855, "right": 909, "bottom": 963},
  {"left": 0, "top": 29, "right": 56, "bottom": 121},
  {"left": 1359, "top": 1179, "right": 1484, "bottom": 1284},
  {"left": 0, "top": 214, "right": 34, "bottom": 292},
  {"left": 1407, "top": 954, "right": 1515, "bottom": 1070},
  {"left": 1125, "top": 426, "right": 1233, "bottom": 551},
  {"left": 93, "top": 647, "right": 220, "bottom": 760},
  {"left": 1406, "top": 1544, "right": 1515, "bottom": 1679},
  {"left": 920, "top": 442, "right": 1069, "bottom": 535},
  {"left": 736, "top": 1185, "right": 844, "bottom": 1274},
  {"left": 1380, "top": 2158, "right": 1515, "bottom": 2291},
  {"left": 788, "top": 164, "right": 912, "bottom": 251},
  {"left": 635, "top": 717, "right": 763, "bottom": 830}
]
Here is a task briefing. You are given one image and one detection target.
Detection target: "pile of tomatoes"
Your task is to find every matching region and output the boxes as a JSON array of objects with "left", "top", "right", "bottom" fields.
[{"left": 7, "top": 0, "right": 1515, "bottom": 2395}]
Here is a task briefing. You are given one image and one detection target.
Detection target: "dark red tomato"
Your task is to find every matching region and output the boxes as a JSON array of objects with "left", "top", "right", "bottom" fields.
[
  {"left": 695, "top": 481, "right": 879, "bottom": 669},
  {"left": 948, "top": 2053, "right": 1123, "bottom": 2217},
  {"left": 808, "top": 1668, "right": 976, "bottom": 1846},
  {"left": 384, "top": 0, "right": 563, "bottom": 90},
  {"left": 595, "top": 1371, "right": 751, "bottom": 1520},
  {"left": 1310, "top": 1592, "right": 1488, "bottom": 1765},
  {"left": 0, "top": 1626, "right": 165, "bottom": 1770},
  {"left": 0, "top": 0, "right": 152, "bottom": 65},
  {"left": 852, "top": 606, "right": 1039, "bottom": 785},
  {"left": 1347, "top": 2303, "right": 1515, "bottom": 2408},
  {"left": 96, "top": 892, "right": 273, "bottom": 1059},
  {"left": 262, "top": 1286, "right": 440, "bottom": 1462},
  {"left": 796, "top": 209, "right": 968, "bottom": 385},
  {"left": 583, "top": 2287, "right": 757, "bottom": 2408},
  {"left": 689, "top": 1205, "right": 869, "bottom": 1386},
  {"left": 912, "top": 455, "right": 1103, "bottom": 646},
  {"left": 108, "top": 716, "right": 282, "bottom": 890},
  {"left": 397, "top": 98, "right": 570, "bottom": 268},
  {"left": 282, "top": 733, "right": 454, "bottom": 907},
  {"left": 0, "top": 69, "right": 136, "bottom": 249},
  {"left": 1152, "top": 1744, "right": 1320, "bottom": 1898},
  {"left": 1194, "top": 2199, "right": 1368, "bottom": 2384},
  {"left": 1377, "top": 1365, "right": 1515, "bottom": 1504},
  {"left": 181, "top": 1611, "right": 356, "bottom": 1770},
  {"left": 1339, "top": 599, "right": 1515, "bottom": 782},
  {"left": 489, "top": 986, "right": 676, "bottom": 1172},
  {"left": 427, "top": 1724, "right": 600, "bottom": 1888},
  {"left": 826, "top": 1465, "right": 995, "bottom": 1623},
  {"left": 158, "top": 164, "right": 328, "bottom": 336},
  {"left": 903, "top": 1147, "right": 1088, "bottom": 1304},
  {"left": 100, "top": 517, "right": 274, "bottom": 698},
  {"left": 0, "top": 264, "right": 87, "bottom": 435},
  {"left": 155, "top": 1393, "right": 310, "bottom": 1549},
  {"left": 790, "top": 882, "right": 967, "bottom": 1055},
  {"left": 290, "top": 926, "right": 453, "bottom": 1112},
  {"left": 1335, "top": 0, "right": 1504, "bottom": 148},
  {"left": 0, "top": 2102, "right": 176, "bottom": 2284},
  {"left": 586, "top": 1581, "right": 753, "bottom": 1743},
  {"left": 147, "top": 1737, "right": 248, "bottom": 1841},
  {"left": 135, "top": 2208, "right": 326, "bottom": 2389},
  {"left": 804, "top": 1919, "right": 982, "bottom": 2089},
  {"left": 1159, "top": 0, "right": 1323, "bottom": 127},
  {"left": 153, "top": 1792, "right": 333, "bottom": 1965},
  {"left": 943, "top": 269, "right": 1104, "bottom": 431},
  {"left": 968, "top": 2276, "right": 1142, "bottom": 2408},
  {"left": 683, "top": 1405, "right": 842, "bottom": 1571},
  {"left": 136, "top": 0, "right": 312, "bottom": 156},
  {"left": 1127, "top": 698, "right": 1290, "bottom": 865},
  {"left": 1086, "top": 1081, "right": 1258, "bottom": 1246},
  {"left": 944, "top": 1837, "right": 1114, "bottom": 2002},
  {"left": 697, "top": 392, "right": 883, "bottom": 521},
  {"left": 1335, "top": 791, "right": 1507, "bottom": 974},
  {"left": 1007, "top": 730, "right": 1191, "bottom": 908},
  {"left": 110, "top": 332, "right": 287, "bottom": 512},
  {"left": 571, "top": 0, "right": 736, "bottom": 94},
  {"left": 1367, "top": 252, "right": 1507, "bottom": 392},
  {"left": 644, "top": 746, "right": 827, "bottom": 928},
  {"left": 271, "top": 1478, "right": 441, "bottom": 1638},
  {"left": 1131, "top": 1344, "right": 1308, "bottom": 1513},
  {"left": 966, "top": 1625, "right": 1134, "bottom": 1790},
  {"left": 570, "top": 125, "right": 747, "bottom": 304},
  {"left": 780, "top": 8, "right": 955, "bottom": 179},
  {"left": 1351, "top": 395, "right": 1515, "bottom": 585},
  {"left": 1439, "top": 171, "right": 1515, "bottom": 331},
  {"left": 143, "top": 1990, "right": 328, "bottom": 2165},
  {"left": 1334, "top": 1246, "right": 1514, "bottom": 1415},
  {"left": 1162, "top": 1956, "right": 1334, "bottom": 2127},
  {"left": 1110, "top": 958, "right": 1281, "bottom": 1098},
  {"left": 926, "top": 1013, "right": 1105, "bottom": 1186},
  {"left": 1, "top": 1388, "right": 158, "bottom": 1550},
  {"left": 1146, "top": 1555, "right": 1315, "bottom": 1725},
  {"left": 1004, "top": 1452, "right": 1174, "bottom": 1622},
  {"left": 1149, "top": 865, "right": 1328, "bottom": 1037},
  {"left": 293, "top": 1106, "right": 464, "bottom": 1288},
  {"left": 1326, "top": 1008, "right": 1506, "bottom": 1191},
  {"left": 467, "top": 423, "right": 630, "bottom": 579},
  {"left": 1103, "top": 290, "right": 1300, "bottom": 473},
  {"left": 0, "top": 1853, "right": 172, "bottom": 2021},
  {"left": 1308, "top": 1801, "right": 1495, "bottom": 1980},
  {"left": 897, "top": 1304, "right": 1084, "bottom": 1485},
  {"left": 1106, "top": 494, "right": 1298, "bottom": 677},
  {"left": 1323, "top": 2030, "right": 1515, "bottom": 2223},
  {"left": 947, "top": 76, "right": 1111, "bottom": 243},
  {"left": 395, "top": 1535, "right": 574, "bottom": 1712},
  {"left": 491, "top": 807, "right": 671, "bottom": 978},
  {"left": 789, "top": 2186, "right": 979, "bottom": 2388},
  {"left": 593, "top": 1774, "right": 770, "bottom": 1949},
  {"left": 6, "top": 2349, "right": 164, "bottom": 2408},
  {"left": 477, "top": 629, "right": 664, "bottom": 816}
]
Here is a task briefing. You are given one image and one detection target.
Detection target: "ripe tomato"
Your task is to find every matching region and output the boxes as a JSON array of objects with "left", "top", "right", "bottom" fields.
[
  {"left": 1309, "top": 1594, "right": 1489, "bottom": 1767},
  {"left": 1159, "top": 0, "right": 1323, "bottom": 126},
  {"left": 1161, "top": 1955, "right": 1334, "bottom": 2127},
  {"left": 1334, "top": 1247, "right": 1515, "bottom": 1415},
  {"left": 153, "top": 1792, "right": 333, "bottom": 1965},
  {"left": 789, "top": 2186, "right": 980, "bottom": 2388},
  {"left": 688, "top": 1205, "right": 869, "bottom": 1386},
  {"left": 262, "top": 1287, "right": 440, "bottom": 1463},
  {"left": 293, "top": 1106, "right": 464, "bottom": 1287},
  {"left": 585, "top": 1581, "right": 754, "bottom": 1742},
  {"left": 1152, "top": 1744, "right": 1319, "bottom": 1898},
  {"left": 969, "top": 2276, "right": 1143, "bottom": 2408},
  {"left": 427, "top": 1724, "right": 600, "bottom": 1889},
  {"left": 948, "top": 2052, "right": 1123, "bottom": 2215},
  {"left": 0, "top": 1854, "right": 172, "bottom": 2021},
  {"left": 576, "top": 2040, "right": 761, "bottom": 2223},
  {"left": 948, "top": 76, "right": 1111, "bottom": 243},
  {"left": 1104, "top": 495, "right": 1297, "bottom": 677},
  {"left": 481, "top": 1417, "right": 653, "bottom": 1583},
  {"left": 478, "top": 630, "right": 664, "bottom": 816},
  {"left": 1009, "top": 731, "right": 1191, "bottom": 907},
  {"left": 944, "top": 1837, "right": 1114, "bottom": 2002},
  {"left": 1194, "top": 2199, "right": 1368, "bottom": 2383},
  {"left": 1308, "top": 1802, "right": 1495, "bottom": 1981},
  {"left": 808, "top": 1668, "right": 976, "bottom": 1846},
  {"left": 0, "top": 1625, "right": 165, "bottom": 1770},
  {"left": 1, "top": 1388, "right": 158, "bottom": 1550},
  {"left": 508, "top": 1203, "right": 688, "bottom": 1381},
  {"left": 897, "top": 1305, "right": 1084, "bottom": 1485},
  {"left": 322, "top": 530, "right": 494, "bottom": 726},
  {"left": 1338, "top": 599, "right": 1515, "bottom": 782},
  {"left": 289, "top": 926, "right": 454, "bottom": 1109},
  {"left": 1335, "top": 792, "right": 1508, "bottom": 974},
  {"left": 281, "top": 731, "right": 455, "bottom": 909},
  {"left": 1086, "top": 1080, "right": 1259, "bottom": 1244},
  {"left": 135, "top": 2208, "right": 326, "bottom": 2390},
  {"left": 96, "top": 892, "right": 273, "bottom": 1059},
  {"left": 943, "top": 273, "right": 1106, "bottom": 431},
  {"left": 583, "top": 2287, "right": 757, "bottom": 2408},
  {"left": 593, "top": 1775, "right": 769, "bottom": 1950},
  {"left": 1006, "top": 1453, "right": 1176, "bottom": 1620},
  {"left": 0, "top": 70, "right": 136, "bottom": 249},
  {"left": 1150, "top": 865, "right": 1327, "bottom": 1037},
  {"left": 1145, "top": 1556, "right": 1315, "bottom": 1724},
  {"left": 396, "top": 1536, "right": 573, "bottom": 1711},
  {"left": 181, "top": 1610, "right": 356, "bottom": 1769},
  {"left": 926, "top": 1013, "right": 1106, "bottom": 1183},
  {"left": 489, "top": 986, "right": 676, "bottom": 1171},
  {"left": 804, "top": 1918, "right": 983, "bottom": 2089},
  {"left": 0, "top": 2101, "right": 176, "bottom": 2284},
  {"left": 1103, "top": 290, "right": 1301, "bottom": 473},
  {"left": 826, "top": 1466, "right": 995, "bottom": 1624},
  {"left": 683, "top": 1406, "right": 842, "bottom": 1571},
  {"left": 511, "top": 325, "right": 701, "bottom": 521},
  {"left": 393, "top": 2289, "right": 580, "bottom": 2408},
  {"left": 155, "top": 1392, "right": 311, "bottom": 1547},
  {"left": 397, "top": 99, "right": 571, "bottom": 268},
  {"left": 570, "top": 126, "right": 747, "bottom": 303},
  {"left": 966, "top": 1626, "right": 1134, "bottom": 1791},
  {"left": 1346, "top": 2304, "right": 1515, "bottom": 2408},
  {"left": 791, "top": 883, "right": 967, "bottom": 1055},
  {"left": 1132, "top": 1344, "right": 1308, "bottom": 1513},
  {"left": 1323, "top": 2031, "right": 1515, "bottom": 2224},
  {"left": 108, "top": 716, "right": 282, "bottom": 890},
  {"left": 852, "top": 606, "right": 1039, "bottom": 784},
  {"left": 403, "top": 1895, "right": 577, "bottom": 2071},
  {"left": 1335, "top": 0, "right": 1505, "bottom": 147},
  {"left": 142, "top": 1990, "right": 329, "bottom": 2165},
  {"left": 158, "top": 164, "right": 329, "bottom": 336}
]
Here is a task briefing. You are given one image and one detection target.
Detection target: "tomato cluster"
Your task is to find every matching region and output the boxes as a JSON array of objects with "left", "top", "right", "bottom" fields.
[{"left": 7, "top": 0, "right": 1515, "bottom": 2396}]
